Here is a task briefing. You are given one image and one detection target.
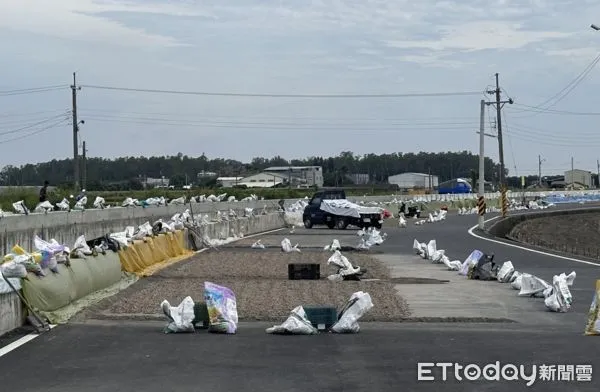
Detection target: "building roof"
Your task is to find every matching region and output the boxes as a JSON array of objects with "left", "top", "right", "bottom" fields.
[
  {"left": 264, "top": 166, "right": 321, "bottom": 171},
  {"left": 238, "top": 181, "right": 283, "bottom": 188},
  {"left": 217, "top": 177, "right": 244, "bottom": 181},
  {"left": 243, "top": 172, "right": 293, "bottom": 180},
  {"left": 389, "top": 172, "right": 438, "bottom": 178}
]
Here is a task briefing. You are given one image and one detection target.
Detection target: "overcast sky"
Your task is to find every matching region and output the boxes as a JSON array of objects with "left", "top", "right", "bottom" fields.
[{"left": 1, "top": 0, "right": 600, "bottom": 177}]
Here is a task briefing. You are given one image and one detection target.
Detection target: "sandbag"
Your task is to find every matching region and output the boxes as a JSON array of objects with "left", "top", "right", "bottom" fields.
[
  {"left": 459, "top": 250, "right": 484, "bottom": 276},
  {"left": 204, "top": 281, "right": 238, "bottom": 334},
  {"left": 544, "top": 274, "right": 573, "bottom": 312},
  {"left": 161, "top": 296, "right": 195, "bottom": 333},
  {"left": 497, "top": 261, "right": 515, "bottom": 283},
  {"left": 266, "top": 306, "right": 317, "bottom": 335},
  {"left": 585, "top": 280, "right": 600, "bottom": 335},
  {"left": 468, "top": 254, "right": 497, "bottom": 280},
  {"left": 518, "top": 274, "right": 550, "bottom": 298},
  {"left": 331, "top": 291, "right": 373, "bottom": 333}
]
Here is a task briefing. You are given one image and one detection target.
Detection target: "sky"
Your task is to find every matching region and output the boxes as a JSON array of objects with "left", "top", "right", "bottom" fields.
[{"left": 1, "top": 0, "right": 600, "bottom": 178}]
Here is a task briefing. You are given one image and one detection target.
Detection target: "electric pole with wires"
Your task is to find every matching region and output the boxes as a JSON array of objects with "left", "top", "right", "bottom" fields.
[
  {"left": 486, "top": 73, "right": 513, "bottom": 217},
  {"left": 71, "top": 72, "right": 82, "bottom": 192}
]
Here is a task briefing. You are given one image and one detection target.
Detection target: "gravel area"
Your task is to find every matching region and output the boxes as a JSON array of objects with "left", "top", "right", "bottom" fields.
[
  {"left": 89, "top": 249, "right": 410, "bottom": 321},
  {"left": 157, "top": 249, "right": 389, "bottom": 280},
  {"left": 509, "top": 212, "right": 600, "bottom": 259}
]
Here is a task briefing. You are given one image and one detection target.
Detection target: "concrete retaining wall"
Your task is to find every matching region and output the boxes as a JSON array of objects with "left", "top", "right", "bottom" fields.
[
  {"left": 0, "top": 211, "right": 285, "bottom": 337},
  {"left": 0, "top": 291, "right": 24, "bottom": 336},
  {"left": 486, "top": 207, "right": 600, "bottom": 239}
]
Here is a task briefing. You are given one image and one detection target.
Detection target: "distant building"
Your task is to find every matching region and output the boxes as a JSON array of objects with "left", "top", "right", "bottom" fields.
[
  {"left": 197, "top": 171, "right": 218, "bottom": 179},
  {"left": 388, "top": 172, "right": 439, "bottom": 189},
  {"left": 217, "top": 177, "right": 244, "bottom": 188},
  {"left": 346, "top": 173, "right": 370, "bottom": 185},
  {"left": 564, "top": 169, "right": 592, "bottom": 188},
  {"left": 144, "top": 177, "right": 169, "bottom": 188},
  {"left": 263, "top": 166, "right": 324, "bottom": 187},
  {"left": 238, "top": 172, "right": 287, "bottom": 188}
]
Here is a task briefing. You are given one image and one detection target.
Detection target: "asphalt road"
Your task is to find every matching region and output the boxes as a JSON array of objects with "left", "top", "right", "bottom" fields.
[{"left": 1, "top": 206, "right": 600, "bottom": 392}]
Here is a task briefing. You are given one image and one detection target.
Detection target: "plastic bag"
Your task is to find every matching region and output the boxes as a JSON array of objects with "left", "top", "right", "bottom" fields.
[
  {"left": 266, "top": 306, "right": 318, "bottom": 335},
  {"left": 281, "top": 238, "right": 300, "bottom": 253},
  {"left": 12, "top": 201, "right": 29, "bottom": 215},
  {"left": 324, "top": 239, "right": 341, "bottom": 251},
  {"left": 204, "top": 281, "right": 238, "bottom": 334},
  {"left": 497, "top": 261, "right": 515, "bottom": 283},
  {"left": 34, "top": 201, "right": 54, "bottom": 213},
  {"left": 398, "top": 215, "right": 407, "bottom": 228},
  {"left": 331, "top": 291, "right": 374, "bottom": 333},
  {"left": 327, "top": 251, "right": 360, "bottom": 276},
  {"left": 57, "top": 198, "right": 70, "bottom": 211},
  {"left": 251, "top": 240, "right": 265, "bottom": 249},
  {"left": 430, "top": 249, "right": 445, "bottom": 264},
  {"left": 441, "top": 255, "right": 462, "bottom": 271},
  {"left": 468, "top": 254, "right": 498, "bottom": 280},
  {"left": 459, "top": 250, "right": 484, "bottom": 276},
  {"left": 93, "top": 196, "right": 106, "bottom": 209},
  {"left": 0, "top": 260, "right": 27, "bottom": 278},
  {"left": 518, "top": 274, "right": 550, "bottom": 297},
  {"left": 584, "top": 280, "right": 600, "bottom": 335},
  {"left": 544, "top": 274, "right": 573, "bottom": 312},
  {"left": 511, "top": 272, "right": 524, "bottom": 290},
  {"left": 72, "top": 235, "right": 93, "bottom": 255},
  {"left": 73, "top": 196, "right": 87, "bottom": 210},
  {"left": 161, "top": 296, "right": 195, "bottom": 333}
]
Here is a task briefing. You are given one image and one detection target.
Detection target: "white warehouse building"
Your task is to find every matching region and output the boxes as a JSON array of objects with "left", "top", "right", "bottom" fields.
[{"left": 388, "top": 172, "right": 439, "bottom": 190}]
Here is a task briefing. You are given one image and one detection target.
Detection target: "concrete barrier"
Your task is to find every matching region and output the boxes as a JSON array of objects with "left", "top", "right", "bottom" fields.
[
  {"left": 0, "top": 291, "right": 24, "bottom": 336},
  {"left": 486, "top": 207, "right": 600, "bottom": 239},
  {"left": 0, "top": 211, "right": 285, "bottom": 336}
]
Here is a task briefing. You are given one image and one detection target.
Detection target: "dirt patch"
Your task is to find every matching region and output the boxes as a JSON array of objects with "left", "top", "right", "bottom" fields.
[
  {"left": 87, "top": 249, "right": 410, "bottom": 321},
  {"left": 509, "top": 212, "right": 600, "bottom": 259}
]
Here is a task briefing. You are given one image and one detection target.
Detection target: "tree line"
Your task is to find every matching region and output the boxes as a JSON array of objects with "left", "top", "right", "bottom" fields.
[{"left": 0, "top": 151, "right": 509, "bottom": 191}]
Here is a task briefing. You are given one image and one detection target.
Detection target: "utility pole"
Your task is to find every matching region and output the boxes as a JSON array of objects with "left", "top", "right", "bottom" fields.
[
  {"left": 486, "top": 73, "right": 513, "bottom": 218},
  {"left": 597, "top": 159, "right": 599, "bottom": 188},
  {"left": 494, "top": 73, "right": 505, "bottom": 186},
  {"left": 538, "top": 155, "right": 546, "bottom": 187},
  {"left": 71, "top": 72, "right": 81, "bottom": 192},
  {"left": 571, "top": 156, "right": 574, "bottom": 187},
  {"left": 477, "top": 100, "right": 486, "bottom": 230},
  {"left": 82, "top": 141, "right": 87, "bottom": 190}
]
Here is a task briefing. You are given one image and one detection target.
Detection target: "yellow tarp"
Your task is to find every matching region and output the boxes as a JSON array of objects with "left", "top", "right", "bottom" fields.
[{"left": 118, "top": 230, "right": 193, "bottom": 277}]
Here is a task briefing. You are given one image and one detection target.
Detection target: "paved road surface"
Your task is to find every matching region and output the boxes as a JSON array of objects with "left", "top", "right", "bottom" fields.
[{"left": 1, "top": 206, "right": 600, "bottom": 391}]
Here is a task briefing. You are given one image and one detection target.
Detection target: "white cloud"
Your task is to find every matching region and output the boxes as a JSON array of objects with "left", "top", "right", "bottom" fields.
[
  {"left": 0, "top": 0, "right": 195, "bottom": 47},
  {"left": 384, "top": 21, "right": 572, "bottom": 52}
]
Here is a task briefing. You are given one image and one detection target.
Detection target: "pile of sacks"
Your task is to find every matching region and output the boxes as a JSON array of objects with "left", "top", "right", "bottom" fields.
[
  {"left": 282, "top": 199, "right": 308, "bottom": 228},
  {"left": 266, "top": 291, "right": 373, "bottom": 334},
  {"left": 412, "top": 239, "right": 576, "bottom": 313},
  {"left": 161, "top": 281, "right": 238, "bottom": 334},
  {"left": 356, "top": 227, "right": 387, "bottom": 249}
]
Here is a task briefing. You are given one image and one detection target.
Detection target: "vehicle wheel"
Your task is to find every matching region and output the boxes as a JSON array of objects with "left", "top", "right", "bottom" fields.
[
  {"left": 303, "top": 219, "right": 313, "bottom": 229},
  {"left": 335, "top": 218, "right": 348, "bottom": 230},
  {"left": 326, "top": 221, "right": 336, "bottom": 229}
]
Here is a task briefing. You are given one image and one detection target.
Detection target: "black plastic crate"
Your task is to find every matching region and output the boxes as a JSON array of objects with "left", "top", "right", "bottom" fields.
[
  {"left": 193, "top": 302, "right": 209, "bottom": 329},
  {"left": 288, "top": 263, "right": 320, "bottom": 280},
  {"left": 304, "top": 306, "right": 337, "bottom": 330}
]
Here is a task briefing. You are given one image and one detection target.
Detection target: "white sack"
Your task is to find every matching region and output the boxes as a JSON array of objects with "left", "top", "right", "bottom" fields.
[
  {"left": 281, "top": 238, "right": 300, "bottom": 253},
  {"left": 544, "top": 274, "right": 574, "bottom": 312},
  {"left": 251, "top": 240, "right": 265, "bottom": 249},
  {"left": 497, "top": 261, "right": 515, "bottom": 283},
  {"left": 518, "top": 274, "right": 550, "bottom": 298},
  {"left": 331, "top": 291, "right": 374, "bottom": 333},
  {"left": 161, "top": 296, "right": 195, "bottom": 333},
  {"left": 324, "top": 239, "right": 341, "bottom": 251},
  {"left": 266, "top": 306, "right": 318, "bottom": 335}
]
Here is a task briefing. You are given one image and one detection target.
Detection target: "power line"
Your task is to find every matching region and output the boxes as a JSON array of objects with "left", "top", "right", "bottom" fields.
[
  {"left": 81, "top": 84, "right": 483, "bottom": 99},
  {"left": 511, "top": 52, "right": 600, "bottom": 118},
  {"left": 0, "top": 85, "right": 68, "bottom": 96},
  {"left": 0, "top": 113, "right": 70, "bottom": 137},
  {"left": 81, "top": 115, "right": 477, "bottom": 131},
  {"left": 0, "top": 109, "right": 68, "bottom": 119},
  {"left": 508, "top": 104, "right": 600, "bottom": 116},
  {"left": 0, "top": 119, "right": 69, "bottom": 145},
  {"left": 80, "top": 112, "right": 477, "bottom": 128},
  {"left": 78, "top": 107, "right": 477, "bottom": 122}
]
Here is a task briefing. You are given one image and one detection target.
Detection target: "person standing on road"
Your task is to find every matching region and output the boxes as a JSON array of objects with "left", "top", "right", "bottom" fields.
[{"left": 39, "top": 180, "right": 49, "bottom": 203}]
